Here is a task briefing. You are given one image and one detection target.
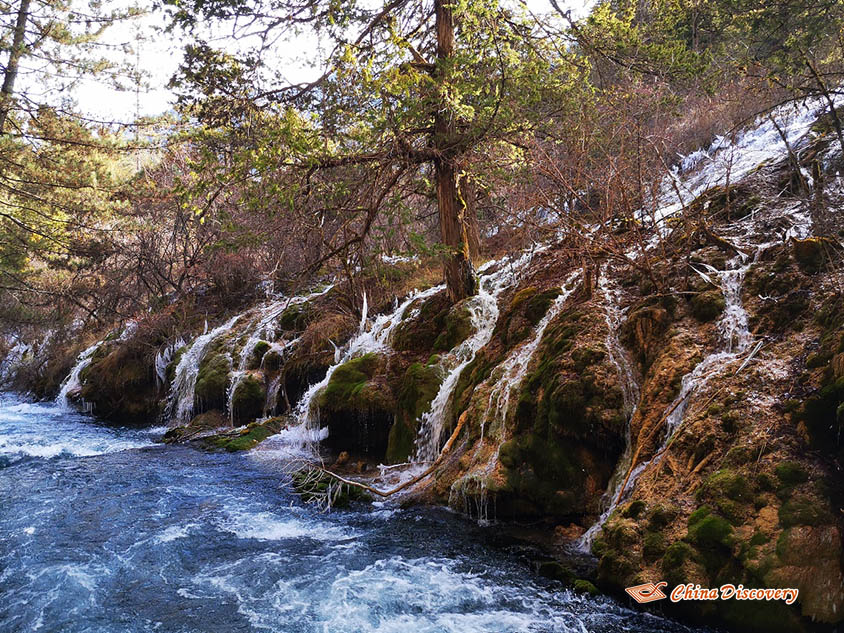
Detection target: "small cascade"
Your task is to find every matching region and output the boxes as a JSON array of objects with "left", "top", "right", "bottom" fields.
[
  {"left": 483, "top": 271, "right": 580, "bottom": 442},
  {"left": 165, "top": 315, "right": 240, "bottom": 425},
  {"left": 0, "top": 340, "right": 31, "bottom": 385},
  {"left": 575, "top": 254, "right": 755, "bottom": 552},
  {"left": 577, "top": 273, "right": 642, "bottom": 549},
  {"left": 650, "top": 94, "right": 844, "bottom": 229},
  {"left": 448, "top": 271, "right": 580, "bottom": 523},
  {"left": 56, "top": 341, "right": 105, "bottom": 409},
  {"left": 236, "top": 285, "right": 333, "bottom": 372},
  {"left": 413, "top": 249, "right": 539, "bottom": 463},
  {"left": 154, "top": 339, "right": 185, "bottom": 387},
  {"left": 292, "top": 284, "right": 444, "bottom": 430},
  {"left": 262, "top": 338, "right": 300, "bottom": 416},
  {"left": 225, "top": 370, "right": 248, "bottom": 424}
]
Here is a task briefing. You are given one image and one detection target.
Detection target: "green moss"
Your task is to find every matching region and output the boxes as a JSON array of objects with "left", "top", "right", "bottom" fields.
[
  {"left": 246, "top": 341, "right": 271, "bottom": 370},
  {"left": 690, "top": 290, "right": 726, "bottom": 322},
  {"left": 316, "top": 353, "right": 383, "bottom": 410},
  {"left": 195, "top": 345, "right": 231, "bottom": 411},
  {"left": 279, "top": 303, "right": 313, "bottom": 331},
  {"left": 648, "top": 504, "right": 678, "bottom": 530},
  {"left": 433, "top": 303, "right": 474, "bottom": 351},
  {"left": 622, "top": 499, "right": 647, "bottom": 519},
  {"left": 688, "top": 505, "right": 712, "bottom": 526},
  {"left": 643, "top": 531, "right": 666, "bottom": 561},
  {"left": 230, "top": 374, "right": 266, "bottom": 423},
  {"left": 702, "top": 469, "right": 752, "bottom": 501},
  {"left": 778, "top": 494, "right": 833, "bottom": 527},
  {"left": 509, "top": 287, "right": 539, "bottom": 311},
  {"left": 749, "top": 531, "right": 769, "bottom": 548},
  {"left": 663, "top": 541, "right": 696, "bottom": 571},
  {"left": 523, "top": 289, "right": 561, "bottom": 324},
  {"left": 210, "top": 421, "right": 275, "bottom": 451},
  {"left": 572, "top": 579, "right": 599, "bottom": 596},
  {"left": 386, "top": 362, "right": 443, "bottom": 463},
  {"left": 688, "top": 514, "right": 734, "bottom": 549},
  {"left": 775, "top": 461, "right": 808, "bottom": 487}
]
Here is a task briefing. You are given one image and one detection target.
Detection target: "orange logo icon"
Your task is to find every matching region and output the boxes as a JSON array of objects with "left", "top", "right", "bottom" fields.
[{"left": 626, "top": 582, "right": 668, "bottom": 603}]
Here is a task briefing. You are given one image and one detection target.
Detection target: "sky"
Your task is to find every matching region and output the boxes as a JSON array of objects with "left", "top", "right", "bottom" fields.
[{"left": 69, "top": 0, "right": 597, "bottom": 121}]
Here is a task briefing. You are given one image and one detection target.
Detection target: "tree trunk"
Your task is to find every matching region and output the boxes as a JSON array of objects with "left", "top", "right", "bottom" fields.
[
  {"left": 0, "top": 0, "right": 32, "bottom": 135},
  {"left": 434, "top": 0, "right": 477, "bottom": 303}
]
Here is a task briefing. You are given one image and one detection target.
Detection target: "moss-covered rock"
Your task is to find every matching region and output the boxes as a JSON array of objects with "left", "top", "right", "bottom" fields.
[
  {"left": 392, "top": 291, "right": 452, "bottom": 353},
  {"left": 690, "top": 290, "right": 726, "bottom": 322},
  {"left": 194, "top": 342, "right": 231, "bottom": 413},
  {"left": 230, "top": 372, "right": 266, "bottom": 423},
  {"left": 386, "top": 361, "right": 443, "bottom": 463},
  {"left": 163, "top": 409, "right": 228, "bottom": 443},
  {"left": 433, "top": 302, "right": 474, "bottom": 352},
  {"left": 246, "top": 341, "right": 271, "bottom": 370},
  {"left": 315, "top": 353, "right": 395, "bottom": 457},
  {"left": 78, "top": 340, "right": 161, "bottom": 425},
  {"left": 205, "top": 418, "right": 281, "bottom": 451}
]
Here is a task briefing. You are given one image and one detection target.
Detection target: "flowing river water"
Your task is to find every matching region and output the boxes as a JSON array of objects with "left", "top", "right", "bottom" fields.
[{"left": 0, "top": 393, "right": 714, "bottom": 633}]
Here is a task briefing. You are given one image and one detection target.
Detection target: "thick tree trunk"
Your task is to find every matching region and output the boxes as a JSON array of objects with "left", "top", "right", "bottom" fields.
[
  {"left": 0, "top": 0, "right": 32, "bottom": 135},
  {"left": 434, "top": 0, "right": 477, "bottom": 303}
]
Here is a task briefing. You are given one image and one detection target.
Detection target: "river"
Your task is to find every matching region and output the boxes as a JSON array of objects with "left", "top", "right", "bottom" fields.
[{"left": 0, "top": 393, "right": 707, "bottom": 633}]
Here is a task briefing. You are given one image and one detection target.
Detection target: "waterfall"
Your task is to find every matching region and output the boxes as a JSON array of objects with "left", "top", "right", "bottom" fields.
[
  {"left": 56, "top": 341, "right": 105, "bottom": 409},
  {"left": 165, "top": 315, "right": 241, "bottom": 426},
  {"left": 292, "top": 284, "right": 445, "bottom": 430},
  {"left": 0, "top": 340, "right": 31, "bottom": 386},
  {"left": 483, "top": 271, "right": 581, "bottom": 442},
  {"left": 154, "top": 339, "right": 185, "bottom": 387},
  {"left": 413, "top": 249, "right": 540, "bottom": 463},
  {"left": 577, "top": 273, "right": 642, "bottom": 549},
  {"left": 448, "top": 271, "right": 580, "bottom": 522},
  {"left": 575, "top": 254, "right": 755, "bottom": 552},
  {"left": 236, "top": 285, "right": 333, "bottom": 373}
]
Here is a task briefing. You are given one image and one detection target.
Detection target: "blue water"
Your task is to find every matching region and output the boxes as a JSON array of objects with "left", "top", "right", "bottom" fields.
[{"left": 0, "top": 393, "right": 704, "bottom": 632}]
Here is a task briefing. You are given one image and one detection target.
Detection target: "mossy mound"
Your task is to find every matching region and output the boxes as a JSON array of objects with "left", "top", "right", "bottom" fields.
[
  {"left": 245, "top": 341, "right": 271, "bottom": 370},
  {"left": 205, "top": 418, "right": 281, "bottom": 451},
  {"left": 488, "top": 307, "right": 625, "bottom": 518},
  {"left": 79, "top": 341, "right": 160, "bottom": 425},
  {"left": 279, "top": 302, "right": 314, "bottom": 331},
  {"left": 194, "top": 340, "right": 232, "bottom": 413},
  {"left": 230, "top": 372, "right": 267, "bottom": 423},
  {"left": 690, "top": 290, "right": 726, "bottom": 322},
  {"left": 386, "top": 360, "right": 443, "bottom": 463},
  {"left": 433, "top": 302, "right": 474, "bottom": 351},
  {"left": 315, "top": 353, "right": 395, "bottom": 457},
  {"left": 163, "top": 409, "right": 229, "bottom": 443},
  {"left": 392, "top": 291, "right": 452, "bottom": 353}
]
